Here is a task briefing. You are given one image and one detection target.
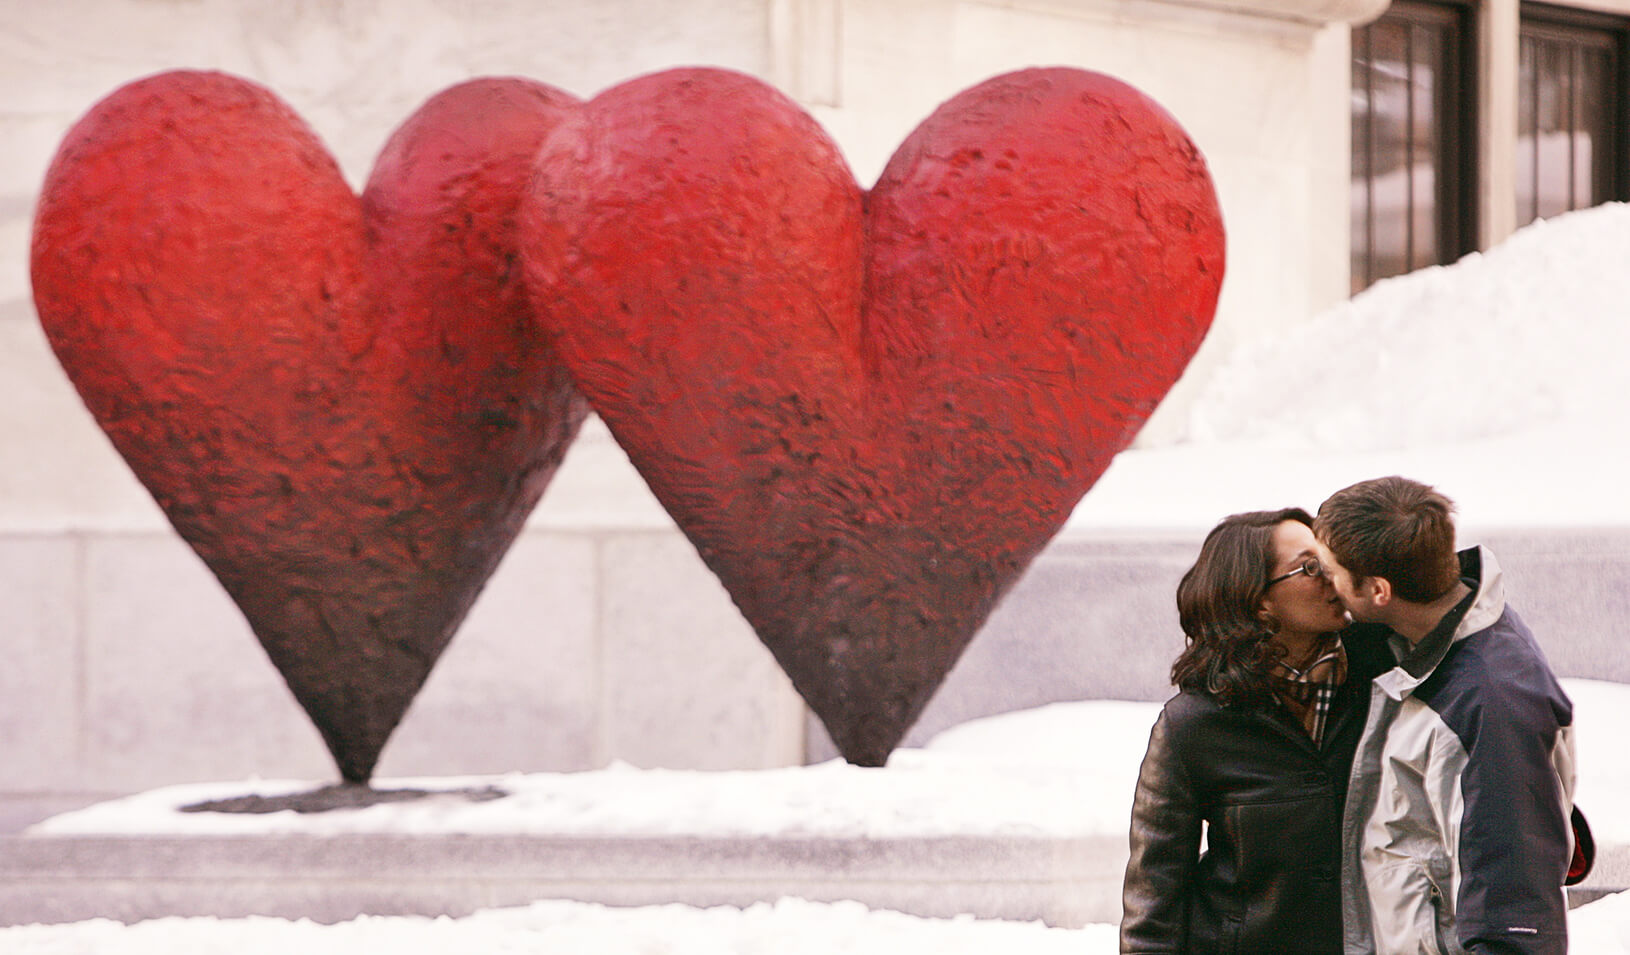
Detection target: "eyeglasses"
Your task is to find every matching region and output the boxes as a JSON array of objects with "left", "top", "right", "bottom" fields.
[{"left": 1268, "top": 558, "right": 1323, "bottom": 587}]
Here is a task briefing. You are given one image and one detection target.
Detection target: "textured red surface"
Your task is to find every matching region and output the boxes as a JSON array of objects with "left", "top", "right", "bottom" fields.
[
  {"left": 524, "top": 67, "right": 1225, "bottom": 765},
  {"left": 31, "top": 72, "right": 588, "bottom": 782}
]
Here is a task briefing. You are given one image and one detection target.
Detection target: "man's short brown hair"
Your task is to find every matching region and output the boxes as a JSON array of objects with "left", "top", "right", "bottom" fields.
[{"left": 1313, "top": 476, "right": 1461, "bottom": 603}]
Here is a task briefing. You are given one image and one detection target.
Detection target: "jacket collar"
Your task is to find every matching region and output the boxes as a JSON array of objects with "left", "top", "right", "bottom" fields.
[{"left": 1372, "top": 546, "right": 1505, "bottom": 702}]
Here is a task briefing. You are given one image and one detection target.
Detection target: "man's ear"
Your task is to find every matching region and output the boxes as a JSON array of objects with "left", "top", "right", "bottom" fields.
[{"left": 1368, "top": 575, "right": 1394, "bottom": 608}]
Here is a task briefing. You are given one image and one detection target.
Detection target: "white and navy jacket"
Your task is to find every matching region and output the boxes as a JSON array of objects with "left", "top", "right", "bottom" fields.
[{"left": 1341, "top": 546, "right": 1576, "bottom": 955}]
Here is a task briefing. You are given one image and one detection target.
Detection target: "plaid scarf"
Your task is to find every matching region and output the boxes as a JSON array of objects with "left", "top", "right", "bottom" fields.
[{"left": 1269, "top": 635, "right": 1348, "bottom": 745}]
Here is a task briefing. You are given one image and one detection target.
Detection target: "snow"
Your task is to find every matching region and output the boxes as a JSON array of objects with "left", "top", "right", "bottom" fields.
[
  {"left": 10, "top": 205, "right": 1630, "bottom": 950},
  {"left": 9, "top": 681, "right": 1630, "bottom": 951},
  {"left": 22, "top": 681, "right": 1630, "bottom": 844},
  {"left": 1068, "top": 202, "right": 1630, "bottom": 532},
  {"left": 0, "top": 898, "right": 1123, "bottom": 955},
  {"left": 27, "top": 698, "right": 1165, "bottom": 840},
  {"left": 23, "top": 676, "right": 1630, "bottom": 840}
]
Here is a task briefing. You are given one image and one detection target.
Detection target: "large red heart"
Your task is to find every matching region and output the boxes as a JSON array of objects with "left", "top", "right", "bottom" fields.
[
  {"left": 523, "top": 67, "right": 1224, "bottom": 765},
  {"left": 31, "top": 72, "right": 588, "bottom": 782}
]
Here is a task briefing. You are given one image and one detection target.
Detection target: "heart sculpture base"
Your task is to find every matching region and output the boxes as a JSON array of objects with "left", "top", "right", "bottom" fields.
[{"left": 180, "top": 784, "right": 509, "bottom": 815}]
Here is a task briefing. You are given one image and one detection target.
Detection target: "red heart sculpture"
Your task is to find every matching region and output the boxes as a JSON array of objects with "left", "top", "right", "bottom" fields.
[
  {"left": 523, "top": 67, "right": 1224, "bottom": 765},
  {"left": 31, "top": 72, "right": 588, "bottom": 782}
]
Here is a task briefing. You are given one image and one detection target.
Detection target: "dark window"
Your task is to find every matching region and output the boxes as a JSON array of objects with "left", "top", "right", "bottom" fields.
[
  {"left": 1517, "top": 5, "right": 1629, "bottom": 227},
  {"left": 1350, "top": 0, "right": 1476, "bottom": 294}
]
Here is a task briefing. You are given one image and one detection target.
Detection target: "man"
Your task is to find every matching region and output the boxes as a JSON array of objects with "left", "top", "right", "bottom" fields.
[{"left": 1313, "top": 476, "right": 1576, "bottom": 955}]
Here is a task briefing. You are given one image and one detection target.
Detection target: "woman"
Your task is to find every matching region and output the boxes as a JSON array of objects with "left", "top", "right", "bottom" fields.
[{"left": 1119, "top": 508, "right": 1389, "bottom": 954}]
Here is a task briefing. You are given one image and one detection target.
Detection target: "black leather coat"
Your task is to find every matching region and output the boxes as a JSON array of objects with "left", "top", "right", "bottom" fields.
[{"left": 1120, "top": 635, "right": 1390, "bottom": 954}]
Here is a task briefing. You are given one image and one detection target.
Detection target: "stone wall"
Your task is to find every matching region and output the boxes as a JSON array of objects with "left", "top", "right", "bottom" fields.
[
  {"left": 8, "top": 500, "right": 1627, "bottom": 823},
  {"left": 0, "top": 0, "right": 1454, "bottom": 815}
]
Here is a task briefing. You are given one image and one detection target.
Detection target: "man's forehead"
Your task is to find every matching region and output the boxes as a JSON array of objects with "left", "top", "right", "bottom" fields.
[{"left": 1313, "top": 540, "right": 1347, "bottom": 567}]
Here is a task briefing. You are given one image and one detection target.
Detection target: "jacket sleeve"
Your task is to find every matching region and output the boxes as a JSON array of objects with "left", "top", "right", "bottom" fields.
[
  {"left": 1120, "top": 706, "right": 1201, "bottom": 954},
  {"left": 1451, "top": 677, "right": 1574, "bottom": 955}
]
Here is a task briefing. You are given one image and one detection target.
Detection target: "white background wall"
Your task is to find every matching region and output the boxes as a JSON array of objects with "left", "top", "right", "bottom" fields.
[{"left": 1, "top": 0, "right": 1378, "bottom": 814}]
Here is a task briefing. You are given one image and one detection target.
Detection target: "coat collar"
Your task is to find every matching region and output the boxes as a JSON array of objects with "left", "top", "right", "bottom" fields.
[{"left": 1372, "top": 546, "right": 1505, "bottom": 702}]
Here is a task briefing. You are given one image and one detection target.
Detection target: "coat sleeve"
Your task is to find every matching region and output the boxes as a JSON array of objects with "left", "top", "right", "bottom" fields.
[
  {"left": 1120, "top": 705, "right": 1201, "bottom": 954},
  {"left": 1451, "top": 676, "right": 1574, "bottom": 955}
]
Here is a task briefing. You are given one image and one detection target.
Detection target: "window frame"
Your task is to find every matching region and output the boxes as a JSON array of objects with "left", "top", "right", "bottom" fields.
[
  {"left": 1516, "top": 1, "right": 1630, "bottom": 226},
  {"left": 1350, "top": 0, "right": 1479, "bottom": 294}
]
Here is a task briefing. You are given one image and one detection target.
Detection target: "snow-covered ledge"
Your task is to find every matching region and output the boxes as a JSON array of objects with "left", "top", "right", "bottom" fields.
[
  {"left": 1162, "top": 0, "right": 1389, "bottom": 25},
  {"left": 985, "top": 0, "right": 1391, "bottom": 28}
]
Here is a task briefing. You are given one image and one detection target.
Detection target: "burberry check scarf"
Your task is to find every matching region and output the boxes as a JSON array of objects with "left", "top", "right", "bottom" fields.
[{"left": 1269, "top": 635, "right": 1349, "bottom": 744}]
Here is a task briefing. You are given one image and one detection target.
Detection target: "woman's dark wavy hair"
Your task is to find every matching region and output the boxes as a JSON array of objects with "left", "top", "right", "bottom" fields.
[{"left": 1170, "top": 508, "right": 1311, "bottom": 708}]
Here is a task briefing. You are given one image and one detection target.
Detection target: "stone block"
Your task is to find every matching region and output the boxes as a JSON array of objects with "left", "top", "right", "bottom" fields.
[
  {"left": 80, "top": 534, "right": 333, "bottom": 790},
  {"left": 0, "top": 830, "right": 1124, "bottom": 928},
  {"left": 0, "top": 306, "right": 165, "bottom": 534},
  {"left": 0, "top": 534, "right": 79, "bottom": 790},
  {"left": 1473, "top": 529, "right": 1630, "bottom": 684},
  {"left": 601, "top": 531, "right": 804, "bottom": 770},
  {"left": 527, "top": 415, "right": 673, "bottom": 531},
  {"left": 375, "top": 532, "right": 600, "bottom": 776}
]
